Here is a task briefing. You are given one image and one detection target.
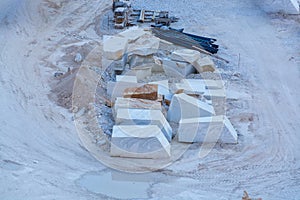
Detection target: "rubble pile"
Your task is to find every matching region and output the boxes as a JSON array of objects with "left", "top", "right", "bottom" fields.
[{"left": 102, "top": 27, "right": 238, "bottom": 159}]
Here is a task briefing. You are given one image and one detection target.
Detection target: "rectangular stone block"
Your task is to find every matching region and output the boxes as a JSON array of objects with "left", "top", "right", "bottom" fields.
[
  {"left": 167, "top": 93, "right": 215, "bottom": 123},
  {"left": 162, "top": 59, "right": 195, "bottom": 78},
  {"left": 116, "top": 108, "right": 172, "bottom": 142},
  {"left": 123, "top": 84, "right": 158, "bottom": 100},
  {"left": 133, "top": 66, "right": 152, "bottom": 81},
  {"left": 103, "top": 35, "right": 128, "bottom": 60},
  {"left": 107, "top": 82, "right": 144, "bottom": 102},
  {"left": 113, "top": 97, "right": 162, "bottom": 116},
  {"left": 192, "top": 57, "right": 215, "bottom": 73},
  {"left": 149, "top": 80, "right": 170, "bottom": 97},
  {"left": 178, "top": 116, "right": 238, "bottom": 144},
  {"left": 170, "top": 49, "right": 201, "bottom": 63},
  {"left": 116, "top": 75, "right": 137, "bottom": 83},
  {"left": 110, "top": 125, "right": 171, "bottom": 159}
]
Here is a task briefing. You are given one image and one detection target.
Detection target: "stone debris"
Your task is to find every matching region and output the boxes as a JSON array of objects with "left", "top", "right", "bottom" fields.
[
  {"left": 167, "top": 93, "right": 215, "bottom": 123},
  {"left": 123, "top": 84, "right": 158, "bottom": 100},
  {"left": 74, "top": 53, "right": 83, "bottom": 63},
  {"left": 115, "top": 108, "right": 172, "bottom": 142},
  {"left": 110, "top": 125, "right": 171, "bottom": 159},
  {"left": 178, "top": 115, "right": 238, "bottom": 143}
]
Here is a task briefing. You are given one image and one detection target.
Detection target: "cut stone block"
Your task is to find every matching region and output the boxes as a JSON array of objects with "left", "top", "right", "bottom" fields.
[
  {"left": 113, "top": 97, "right": 162, "bottom": 116},
  {"left": 178, "top": 116, "right": 238, "bottom": 144},
  {"left": 103, "top": 35, "right": 128, "bottom": 60},
  {"left": 203, "top": 89, "right": 226, "bottom": 100},
  {"left": 123, "top": 84, "right": 158, "bottom": 100},
  {"left": 110, "top": 125, "right": 171, "bottom": 159},
  {"left": 193, "top": 57, "right": 216, "bottom": 73},
  {"left": 171, "top": 49, "right": 201, "bottom": 63},
  {"left": 167, "top": 93, "right": 215, "bottom": 123},
  {"left": 133, "top": 66, "right": 152, "bottom": 81},
  {"left": 116, "top": 75, "right": 137, "bottom": 83},
  {"left": 127, "top": 35, "right": 160, "bottom": 56},
  {"left": 116, "top": 108, "right": 172, "bottom": 142},
  {"left": 162, "top": 59, "right": 195, "bottom": 78},
  {"left": 118, "top": 27, "right": 150, "bottom": 43},
  {"left": 112, "top": 54, "right": 128, "bottom": 74},
  {"left": 174, "top": 79, "right": 224, "bottom": 95},
  {"left": 149, "top": 80, "right": 170, "bottom": 97},
  {"left": 107, "top": 82, "right": 143, "bottom": 102},
  {"left": 129, "top": 54, "right": 154, "bottom": 68},
  {"left": 175, "top": 80, "right": 206, "bottom": 95}
]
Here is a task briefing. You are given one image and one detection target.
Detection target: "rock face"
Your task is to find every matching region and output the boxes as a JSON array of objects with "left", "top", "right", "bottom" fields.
[
  {"left": 162, "top": 59, "right": 195, "bottom": 78},
  {"left": 123, "top": 84, "right": 158, "bottom": 100},
  {"left": 178, "top": 116, "right": 238, "bottom": 144},
  {"left": 167, "top": 93, "right": 215, "bottom": 123},
  {"left": 193, "top": 57, "right": 216, "bottom": 73},
  {"left": 170, "top": 49, "right": 201, "bottom": 63},
  {"left": 113, "top": 97, "right": 162, "bottom": 116},
  {"left": 103, "top": 35, "right": 128, "bottom": 60},
  {"left": 115, "top": 108, "right": 172, "bottom": 142},
  {"left": 110, "top": 125, "right": 171, "bottom": 159}
]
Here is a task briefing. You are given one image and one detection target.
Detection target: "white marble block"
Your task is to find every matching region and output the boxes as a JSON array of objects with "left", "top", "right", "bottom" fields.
[
  {"left": 167, "top": 93, "right": 215, "bottom": 123},
  {"left": 113, "top": 97, "right": 162, "bottom": 116},
  {"left": 162, "top": 59, "right": 195, "bottom": 78},
  {"left": 116, "top": 75, "right": 137, "bottom": 83},
  {"left": 116, "top": 108, "right": 172, "bottom": 142},
  {"left": 103, "top": 35, "right": 128, "bottom": 60},
  {"left": 110, "top": 125, "right": 171, "bottom": 159},
  {"left": 178, "top": 116, "right": 238, "bottom": 144}
]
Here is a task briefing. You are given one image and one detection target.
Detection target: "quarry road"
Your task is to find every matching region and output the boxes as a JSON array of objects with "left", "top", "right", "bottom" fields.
[{"left": 0, "top": 0, "right": 300, "bottom": 199}]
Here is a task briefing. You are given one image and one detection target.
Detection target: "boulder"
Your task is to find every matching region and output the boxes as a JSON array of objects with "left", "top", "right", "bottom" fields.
[
  {"left": 110, "top": 125, "right": 171, "bottom": 159},
  {"left": 167, "top": 93, "right": 215, "bottom": 123},
  {"left": 123, "top": 84, "right": 158, "bottom": 100},
  {"left": 103, "top": 35, "right": 128, "bottom": 60},
  {"left": 115, "top": 108, "right": 172, "bottom": 142},
  {"left": 178, "top": 115, "right": 238, "bottom": 144}
]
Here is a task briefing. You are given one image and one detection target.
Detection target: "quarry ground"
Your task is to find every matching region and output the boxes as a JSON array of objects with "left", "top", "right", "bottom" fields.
[{"left": 0, "top": 0, "right": 299, "bottom": 199}]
